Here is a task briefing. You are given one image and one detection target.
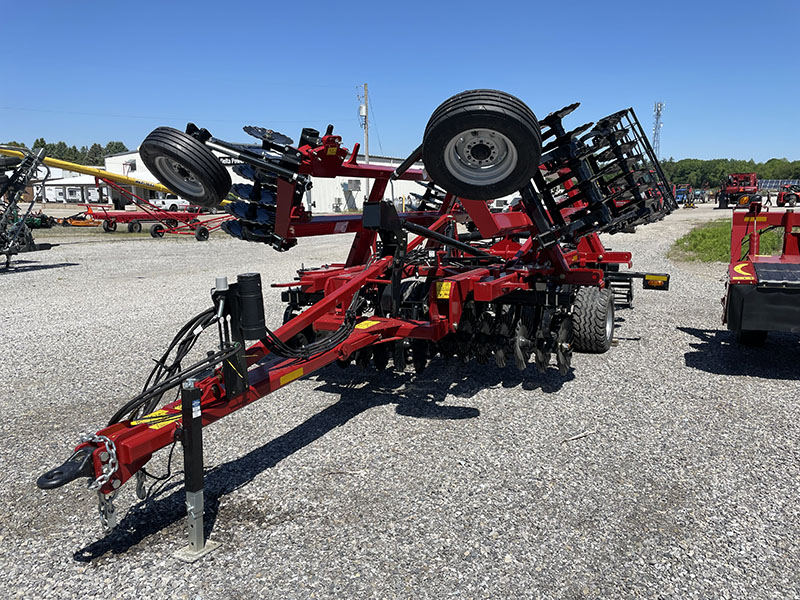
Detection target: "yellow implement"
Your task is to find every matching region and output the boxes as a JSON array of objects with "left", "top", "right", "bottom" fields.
[{"left": 0, "top": 147, "right": 171, "bottom": 193}]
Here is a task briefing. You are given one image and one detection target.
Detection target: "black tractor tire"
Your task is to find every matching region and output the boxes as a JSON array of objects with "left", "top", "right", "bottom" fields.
[
  {"left": 139, "top": 127, "right": 231, "bottom": 208},
  {"left": 572, "top": 287, "right": 615, "bottom": 353},
  {"left": 194, "top": 225, "right": 210, "bottom": 241},
  {"left": 422, "top": 89, "right": 542, "bottom": 201},
  {"left": 150, "top": 223, "right": 165, "bottom": 238},
  {"left": 736, "top": 329, "right": 767, "bottom": 346},
  {"left": 102, "top": 219, "right": 116, "bottom": 232}
]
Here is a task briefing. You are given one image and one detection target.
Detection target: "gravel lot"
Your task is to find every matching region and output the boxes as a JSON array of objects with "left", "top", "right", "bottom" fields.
[{"left": 1, "top": 205, "right": 798, "bottom": 599}]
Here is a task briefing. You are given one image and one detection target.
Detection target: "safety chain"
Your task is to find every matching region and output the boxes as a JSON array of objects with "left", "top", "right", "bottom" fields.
[{"left": 79, "top": 433, "right": 118, "bottom": 491}]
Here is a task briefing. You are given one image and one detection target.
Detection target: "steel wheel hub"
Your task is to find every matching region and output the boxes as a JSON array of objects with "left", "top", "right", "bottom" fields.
[
  {"left": 154, "top": 156, "right": 205, "bottom": 197},
  {"left": 443, "top": 128, "right": 518, "bottom": 188}
]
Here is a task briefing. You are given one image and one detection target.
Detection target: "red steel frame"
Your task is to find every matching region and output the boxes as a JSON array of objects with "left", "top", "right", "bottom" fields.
[
  {"left": 70, "top": 131, "right": 640, "bottom": 494},
  {"left": 726, "top": 202, "right": 800, "bottom": 282}
]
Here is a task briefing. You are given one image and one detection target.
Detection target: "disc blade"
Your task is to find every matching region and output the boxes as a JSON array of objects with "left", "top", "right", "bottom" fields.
[{"left": 242, "top": 125, "right": 294, "bottom": 146}]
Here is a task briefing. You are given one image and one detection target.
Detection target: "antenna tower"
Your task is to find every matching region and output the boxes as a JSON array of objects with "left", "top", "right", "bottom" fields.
[{"left": 652, "top": 102, "right": 665, "bottom": 159}]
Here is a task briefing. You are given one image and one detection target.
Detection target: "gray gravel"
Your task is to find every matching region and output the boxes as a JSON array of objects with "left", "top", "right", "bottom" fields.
[{"left": 0, "top": 206, "right": 798, "bottom": 599}]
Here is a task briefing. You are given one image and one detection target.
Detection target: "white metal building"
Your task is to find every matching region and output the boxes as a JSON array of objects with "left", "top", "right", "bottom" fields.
[{"left": 102, "top": 149, "right": 427, "bottom": 214}]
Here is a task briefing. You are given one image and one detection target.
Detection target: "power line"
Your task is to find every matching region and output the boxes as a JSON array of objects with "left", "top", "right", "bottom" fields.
[
  {"left": 367, "top": 94, "right": 384, "bottom": 156},
  {"left": 0, "top": 105, "right": 358, "bottom": 125}
]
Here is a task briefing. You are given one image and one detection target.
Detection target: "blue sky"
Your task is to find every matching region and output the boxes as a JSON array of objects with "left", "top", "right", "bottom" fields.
[{"left": 3, "top": 0, "right": 798, "bottom": 162}]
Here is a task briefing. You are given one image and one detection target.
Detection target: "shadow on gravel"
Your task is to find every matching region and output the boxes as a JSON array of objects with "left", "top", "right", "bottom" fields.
[
  {"left": 316, "top": 357, "right": 573, "bottom": 399},
  {"left": 73, "top": 366, "right": 488, "bottom": 562},
  {"left": 1, "top": 260, "right": 78, "bottom": 274},
  {"left": 679, "top": 326, "right": 800, "bottom": 380}
]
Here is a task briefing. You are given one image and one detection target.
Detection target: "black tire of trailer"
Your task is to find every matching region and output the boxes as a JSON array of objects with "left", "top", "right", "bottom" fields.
[
  {"left": 150, "top": 223, "right": 165, "bottom": 238},
  {"left": 127, "top": 220, "right": 142, "bottom": 233},
  {"left": 194, "top": 226, "right": 210, "bottom": 241},
  {"left": 735, "top": 329, "right": 767, "bottom": 346},
  {"left": 572, "top": 287, "right": 615, "bottom": 353},
  {"left": 422, "top": 89, "right": 542, "bottom": 201},
  {"left": 139, "top": 127, "right": 231, "bottom": 208},
  {"left": 102, "top": 219, "right": 116, "bottom": 232}
]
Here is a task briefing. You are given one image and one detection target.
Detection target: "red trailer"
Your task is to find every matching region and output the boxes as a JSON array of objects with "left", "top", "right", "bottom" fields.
[
  {"left": 37, "top": 90, "right": 675, "bottom": 554},
  {"left": 86, "top": 204, "right": 193, "bottom": 232},
  {"left": 88, "top": 179, "right": 232, "bottom": 241}
]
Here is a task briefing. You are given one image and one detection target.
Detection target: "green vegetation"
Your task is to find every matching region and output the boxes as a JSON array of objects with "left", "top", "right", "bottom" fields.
[
  {"left": 670, "top": 219, "right": 784, "bottom": 262},
  {"left": 661, "top": 157, "right": 800, "bottom": 189},
  {"left": 2, "top": 138, "right": 129, "bottom": 166}
]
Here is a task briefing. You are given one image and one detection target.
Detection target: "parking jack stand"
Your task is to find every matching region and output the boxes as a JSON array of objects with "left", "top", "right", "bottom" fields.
[{"left": 174, "top": 378, "right": 220, "bottom": 562}]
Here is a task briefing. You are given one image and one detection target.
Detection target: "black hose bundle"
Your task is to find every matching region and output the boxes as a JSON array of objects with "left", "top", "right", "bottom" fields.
[
  {"left": 260, "top": 287, "right": 362, "bottom": 359},
  {"left": 108, "top": 307, "right": 233, "bottom": 425}
]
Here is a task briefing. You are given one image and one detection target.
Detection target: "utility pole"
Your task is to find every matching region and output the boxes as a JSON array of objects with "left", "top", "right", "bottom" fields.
[
  {"left": 652, "top": 102, "right": 665, "bottom": 160},
  {"left": 359, "top": 83, "right": 370, "bottom": 199}
]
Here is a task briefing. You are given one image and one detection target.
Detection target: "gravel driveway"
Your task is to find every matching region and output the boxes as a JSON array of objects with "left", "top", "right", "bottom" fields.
[{"left": 0, "top": 205, "right": 798, "bottom": 599}]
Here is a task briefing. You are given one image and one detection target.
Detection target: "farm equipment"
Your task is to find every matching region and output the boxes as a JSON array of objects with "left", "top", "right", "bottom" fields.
[
  {"left": 90, "top": 179, "right": 230, "bottom": 241},
  {"left": 0, "top": 146, "right": 55, "bottom": 268},
  {"left": 0, "top": 147, "right": 221, "bottom": 240},
  {"left": 718, "top": 172, "right": 761, "bottom": 209},
  {"left": 776, "top": 183, "right": 800, "bottom": 207},
  {"left": 723, "top": 201, "right": 800, "bottom": 345},
  {"left": 60, "top": 211, "right": 102, "bottom": 227},
  {"left": 37, "top": 90, "right": 675, "bottom": 554},
  {"left": 25, "top": 210, "right": 57, "bottom": 229},
  {"left": 674, "top": 183, "right": 692, "bottom": 204}
]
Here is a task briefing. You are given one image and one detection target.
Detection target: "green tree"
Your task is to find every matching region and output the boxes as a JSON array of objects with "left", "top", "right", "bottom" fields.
[
  {"left": 86, "top": 143, "right": 104, "bottom": 165},
  {"left": 51, "top": 141, "right": 69, "bottom": 160},
  {"left": 104, "top": 141, "right": 128, "bottom": 156},
  {"left": 64, "top": 145, "right": 80, "bottom": 163}
]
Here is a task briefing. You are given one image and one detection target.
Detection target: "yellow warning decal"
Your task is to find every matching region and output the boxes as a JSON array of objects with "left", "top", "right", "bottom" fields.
[
  {"left": 644, "top": 274, "right": 668, "bottom": 281},
  {"left": 355, "top": 320, "right": 380, "bottom": 330},
  {"left": 743, "top": 216, "right": 767, "bottom": 222},
  {"left": 131, "top": 407, "right": 182, "bottom": 430},
  {"left": 436, "top": 281, "right": 453, "bottom": 299},
  {"left": 279, "top": 367, "right": 304, "bottom": 387},
  {"left": 326, "top": 147, "right": 337, "bottom": 155},
  {"left": 733, "top": 262, "right": 755, "bottom": 279}
]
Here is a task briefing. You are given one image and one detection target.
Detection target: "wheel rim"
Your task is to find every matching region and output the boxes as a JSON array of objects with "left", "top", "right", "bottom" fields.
[
  {"left": 153, "top": 156, "right": 206, "bottom": 197},
  {"left": 605, "top": 302, "right": 614, "bottom": 341},
  {"left": 442, "top": 128, "right": 518, "bottom": 187}
]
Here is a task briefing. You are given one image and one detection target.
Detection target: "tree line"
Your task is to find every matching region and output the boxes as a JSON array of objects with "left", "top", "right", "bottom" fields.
[
  {"left": 660, "top": 157, "right": 800, "bottom": 189},
  {"left": 2, "top": 139, "right": 129, "bottom": 166}
]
